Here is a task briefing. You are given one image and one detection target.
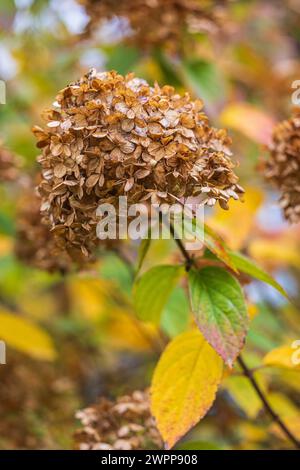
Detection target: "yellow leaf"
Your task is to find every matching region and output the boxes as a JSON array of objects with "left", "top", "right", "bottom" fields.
[
  {"left": 248, "top": 303, "right": 258, "bottom": 321},
  {"left": 0, "top": 235, "right": 12, "bottom": 256},
  {"left": 105, "top": 308, "right": 159, "bottom": 352},
  {"left": 263, "top": 343, "right": 300, "bottom": 370},
  {"left": 150, "top": 330, "right": 223, "bottom": 449},
  {"left": 270, "top": 416, "right": 300, "bottom": 444},
  {"left": 208, "top": 187, "right": 264, "bottom": 250},
  {"left": 268, "top": 392, "right": 299, "bottom": 419},
  {"left": 249, "top": 238, "right": 300, "bottom": 269},
  {"left": 0, "top": 309, "right": 56, "bottom": 361},
  {"left": 223, "top": 374, "right": 266, "bottom": 418},
  {"left": 220, "top": 103, "right": 275, "bottom": 145},
  {"left": 69, "top": 277, "right": 109, "bottom": 320}
]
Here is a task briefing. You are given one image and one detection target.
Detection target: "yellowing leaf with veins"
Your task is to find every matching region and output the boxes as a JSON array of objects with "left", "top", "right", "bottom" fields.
[
  {"left": 263, "top": 343, "right": 300, "bottom": 370},
  {"left": 151, "top": 330, "right": 223, "bottom": 449},
  {"left": 208, "top": 187, "right": 263, "bottom": 250},
  {"left": 0, "top": 309, "right": 56, "bottom": 360}
]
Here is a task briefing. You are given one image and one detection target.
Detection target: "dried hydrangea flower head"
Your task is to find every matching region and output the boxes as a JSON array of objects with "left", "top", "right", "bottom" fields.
[
  {"left": 14, "top": 184, "right": 93, "bottom": 272},
  {"left": 265, "top": 109, "right": 300, "bottom": 224},
  {"left": 0, "top": 142, "right": 20, "bottom": 182},
  {"left": 74, "top": 390, "right": 163, "bottom": 450},
  {"left": 79, "top": 0, "right": 228, "bottom": 50},
  {"left": 33, "top": 69, "right": 243, "bottom": 255}
]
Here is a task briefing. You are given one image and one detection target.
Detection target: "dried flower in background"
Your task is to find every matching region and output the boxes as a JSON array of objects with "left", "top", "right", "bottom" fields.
[
  {"left": 14, "top": 185, "right": 91, "bottom": 272},
  {"left": 0, "top": 350, "right": 78, "bottom": 449},
  {"left": 0, "top": 143, "right": 20, "bottom": 183},
  {"left": 78, "top": 0, "right": 229, "bottom": 50},
  {"left": 33, "top": 69, "right": 243, "bottom": 256},
  {"left": 265, "top": 109, "right": 300, "bottom": 224},
  {"left": 74, "top": 390, "right": 163, "bottom": 450}
]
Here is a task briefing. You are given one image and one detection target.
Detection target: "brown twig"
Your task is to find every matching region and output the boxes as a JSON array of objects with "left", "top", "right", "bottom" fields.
[{"left": 237, "top": 356, "right": 300, "bottom": 449}]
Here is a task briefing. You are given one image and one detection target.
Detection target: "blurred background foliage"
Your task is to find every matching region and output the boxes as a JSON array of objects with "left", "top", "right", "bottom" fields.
[{"left": 0, "top": 0, "right": 300, "bottom": 449}]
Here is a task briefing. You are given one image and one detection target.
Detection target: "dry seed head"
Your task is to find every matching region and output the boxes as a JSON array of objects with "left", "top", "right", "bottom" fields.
[
  {"left": 14, "top": 185, "right": 95, "bottom": 272},
  {"left": 265, "top": 109, "right": 300, "bottom": 224},
  {"left": 78, "top": 0, "right": 229, "bottom": 49},
  {"left": 0, "top": 142, "right": 20, "bottom": 183},
  {"left": 74, "top": 390, "right": 163, "bottom": 450},
  {"left": 33, "top": 69, "right": 243, "bottom": 255}
]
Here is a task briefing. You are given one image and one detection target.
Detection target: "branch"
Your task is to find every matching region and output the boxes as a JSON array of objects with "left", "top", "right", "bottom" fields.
[{"left": 237, "top": 356, "right": 300, "bottom": 449}]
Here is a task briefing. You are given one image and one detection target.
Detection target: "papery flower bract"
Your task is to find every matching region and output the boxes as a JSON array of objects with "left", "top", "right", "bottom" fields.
[
  {"left": 33, "top": 69, "right": 243, "bottom": 256},
  {"left": 74, "top": 390, "right": 163, "bottom": 450},
  {"left": 14, "top": 184, "right": 94, "bottom": 272},
  {"left": 79, "top": 0, "right": 229, "bottom": 50},
  {"left": 265, "top": 109, "right": 300, "bottom": 224},
  {"left": 0, "top": 143, "right": 20, "bottom": 183}
]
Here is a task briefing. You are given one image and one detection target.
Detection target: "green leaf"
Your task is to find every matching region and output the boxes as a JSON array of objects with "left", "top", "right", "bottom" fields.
[
  {"left": 99, "top": 253, "right": 133, "bottom": 294},
  {"left": 188, "top": 266, "right": 249, "bottom": 366},
  {"left": 134, "top": 265, "right": 184, "bottom": 324},
  {"left": 182, "top": 59, "right": 225, "bottom": 104},
  {"left": 106, "top": 45, "right": 140, "bottom": 75},
  {"left": 177, "top": 441, "right": 222, "bottom": 450},
  {"left": 161, "top": 287, "right": 190, "bottom": 338},
  {"left": 188, "top": 220, "right": 237, "bottom": 272},
  {"left": 203, "top": 224, "right": 237, "bottom": 272},
  {"left": 136, "top": 238, "right": 152, "bottom": 275},
  {"left": 229, "top": 250, "right": 288, "bottom": 298}
]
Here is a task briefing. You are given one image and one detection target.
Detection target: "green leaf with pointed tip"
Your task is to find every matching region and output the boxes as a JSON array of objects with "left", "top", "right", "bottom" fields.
[
  {"left": 229, "top": 250, "right": 288, "bottom": 298},
  {"left": 134, "top": 265, "right": 184, "bottom": 324},
  {"left": 188, "top": 266, "right": 249, "bottom": 367}
]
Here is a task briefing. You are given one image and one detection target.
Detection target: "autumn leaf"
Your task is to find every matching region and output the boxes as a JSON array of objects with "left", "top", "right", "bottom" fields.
[
  {"left": 208, "top": 187, "right": 264, "bottom": 250},
  {"left": 223, "top": 374, "right": 266, "bottom": 418},
  {"left": 133, "top": 265, "right": 184, "bottom": 324},
  {"left": 188, "top": 266, "right": 249, "bottom": 366},
  {"left": 136, "top": 238, "right": 152, "bottom": 275},
  {"left": 203, "top": 223, "right": 237, "bottom": 272},
  {"left": 220, "top": 103, "right": 275, "bottom": 145},
  {"left": 263, "top": 343, "right": 300, "bottom": 370},
  {"left": 249, "top": 238, "right": 300, "bottom": 269},
  {"left": 151, "top": 330, "right": 223, "bottom": 448},
  {"left": 270, "top": 417, "right": 300, "bottom": 444},
  {"left": 229, "top": 250, "right": 288, "bottom": 298},
  {"left": 0, "top": 309, "right": 56, "bottom": 361},
  {"left": 69, "top": 277, "right": 110, "bottom": 320},
  {"left": 104, "top": 308, "right": 159, "bottom": 352}
]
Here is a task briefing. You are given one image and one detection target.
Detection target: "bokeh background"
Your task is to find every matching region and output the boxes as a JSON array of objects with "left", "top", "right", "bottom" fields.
[{"left": 0, "top": 0, "right": 300, "bottom": 449}]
